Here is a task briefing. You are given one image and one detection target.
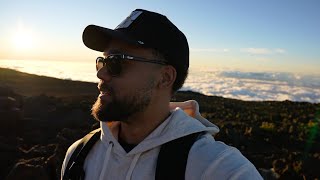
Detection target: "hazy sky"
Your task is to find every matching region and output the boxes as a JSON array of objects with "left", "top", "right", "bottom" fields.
[{"left": 1, "top": 0, "right": 319, "bottom": 74}]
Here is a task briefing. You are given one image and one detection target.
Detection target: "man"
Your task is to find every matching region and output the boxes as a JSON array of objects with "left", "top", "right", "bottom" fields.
[{"left": 61, "top": 9, "right": 263, "bottom": 180}]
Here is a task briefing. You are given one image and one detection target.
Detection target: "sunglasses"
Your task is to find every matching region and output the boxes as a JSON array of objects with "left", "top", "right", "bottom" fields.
[{"left": 96, "top": 54, "right": 168, "bottom": 76}]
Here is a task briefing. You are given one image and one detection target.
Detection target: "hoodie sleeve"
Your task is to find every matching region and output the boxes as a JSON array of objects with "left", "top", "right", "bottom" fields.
[{"left": 186, "top": 134, "right": 263, "bottom": 180}]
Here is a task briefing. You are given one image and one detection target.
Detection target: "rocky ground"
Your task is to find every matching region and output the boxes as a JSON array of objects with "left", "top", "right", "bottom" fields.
[{"left": 0, "top": 68, "right": 319, "bottom": 179}]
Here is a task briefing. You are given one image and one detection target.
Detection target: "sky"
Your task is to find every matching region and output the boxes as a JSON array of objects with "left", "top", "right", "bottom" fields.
[{"left": 1, "top": 0, "right": 320, "bottom": 75}]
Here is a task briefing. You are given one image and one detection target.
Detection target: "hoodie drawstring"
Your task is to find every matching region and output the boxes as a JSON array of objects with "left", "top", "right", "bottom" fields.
[
  {"left": 99, "top": 141, "right": 114, "bottom": 180},
  {"left": 125, "top": 153, "right": 141, "bottom": 180}
]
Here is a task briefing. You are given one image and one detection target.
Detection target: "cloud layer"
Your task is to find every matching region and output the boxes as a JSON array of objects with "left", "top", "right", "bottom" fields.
[
  {"left": 1, "top": 59, "right": 319, "bottom": 103},
  {"left": 182, "top": 68, "right": 320, "bottom": 103}
]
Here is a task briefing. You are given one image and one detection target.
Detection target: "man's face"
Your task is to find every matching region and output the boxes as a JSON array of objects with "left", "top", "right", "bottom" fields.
[{"left": 91, "top": 41, "right": 162, "bottom": 122}]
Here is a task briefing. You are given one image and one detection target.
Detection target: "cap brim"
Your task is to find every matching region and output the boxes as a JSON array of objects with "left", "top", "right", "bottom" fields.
[{"left": 82, "top": 25, "right": 140, "bottom": 52}]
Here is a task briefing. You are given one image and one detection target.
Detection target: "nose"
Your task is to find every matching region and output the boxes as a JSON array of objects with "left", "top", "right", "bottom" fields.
[{"left": 97, "top": 67, "right": 112, "bottom": 82}]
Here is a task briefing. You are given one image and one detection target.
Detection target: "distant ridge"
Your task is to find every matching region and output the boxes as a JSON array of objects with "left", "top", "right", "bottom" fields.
[{"left": 0, "top": 67, "right": 98, "bottom": 97}]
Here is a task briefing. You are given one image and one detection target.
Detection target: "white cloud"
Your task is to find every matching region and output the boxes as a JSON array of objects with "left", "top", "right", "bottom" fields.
[
  {"left": 190, "top": 48, "right": 230, "bottom": 53},
  {"left": 242, "top": 48, "right": 272, "bottom": 55},
  {"left": 242, "top": 48, "right": 287, "bottom": 55},
  {"left": 275, "top": 48, "right": 286, "bottom": 54}
]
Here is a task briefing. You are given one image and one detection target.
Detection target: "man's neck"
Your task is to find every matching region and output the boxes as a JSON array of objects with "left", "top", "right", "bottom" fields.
[{"left": 118, "top": 106, "right": 171, "bottom": 145}]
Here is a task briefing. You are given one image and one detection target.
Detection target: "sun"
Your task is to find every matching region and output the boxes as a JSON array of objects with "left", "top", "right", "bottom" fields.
[{"left": 12, "top": 24, "right": 34, "bottom": 51}]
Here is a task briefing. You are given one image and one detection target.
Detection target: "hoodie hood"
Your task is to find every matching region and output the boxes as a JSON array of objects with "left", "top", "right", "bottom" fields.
[{"left": 100, "top": 100, "right": 219, "bottom": 156}]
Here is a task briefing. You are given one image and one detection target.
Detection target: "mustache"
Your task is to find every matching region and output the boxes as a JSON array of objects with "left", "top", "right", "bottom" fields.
[{"left": 97, "top": 83, "right": 114, "bottom": 94}]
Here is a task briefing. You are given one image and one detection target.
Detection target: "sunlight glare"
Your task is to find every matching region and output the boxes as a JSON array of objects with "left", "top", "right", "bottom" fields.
[{"left": 12, "top": 23, "right": 34, "bottom": 51}]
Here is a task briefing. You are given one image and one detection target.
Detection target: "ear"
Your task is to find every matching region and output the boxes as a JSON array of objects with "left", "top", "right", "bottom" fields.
[{"left": 158, "top": 65, "right": 176, "bottom": 89}]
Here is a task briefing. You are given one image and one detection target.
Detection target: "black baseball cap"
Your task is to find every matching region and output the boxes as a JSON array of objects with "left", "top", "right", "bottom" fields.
[{"left": 82, "top": 9, "right": 189, "bottom": 73}]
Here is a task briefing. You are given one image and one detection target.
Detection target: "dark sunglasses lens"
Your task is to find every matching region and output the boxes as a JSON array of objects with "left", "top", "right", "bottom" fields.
[{"left": 96, "top": 56, "right": 122, "bottom": 76}]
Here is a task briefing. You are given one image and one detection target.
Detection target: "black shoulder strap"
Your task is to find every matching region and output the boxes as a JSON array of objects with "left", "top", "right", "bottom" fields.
[
  {"left": 155, "top": 132, "right": 201, "bottom": 180},
  {"left": 62, "top": 129, "right": 101, "bottom": 180},
  {"left": 62, "top": 129, "right": 200, "bottom": 180}
]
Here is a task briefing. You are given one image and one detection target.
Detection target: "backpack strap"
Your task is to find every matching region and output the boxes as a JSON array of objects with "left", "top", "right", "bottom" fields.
[
  {"left": 62, "top": 129, "right": 201, "bottom": 180},
  {"left": 62, "top": 129, "right": 101, "bottom": 180},
  {"left": 155, "top": 132, "right": 201, "bottom": 180}
]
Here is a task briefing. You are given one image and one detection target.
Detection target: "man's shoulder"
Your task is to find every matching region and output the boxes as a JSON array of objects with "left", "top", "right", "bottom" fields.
[
  {"left": 189, "top": 133, "right": 239, "bottom": 164},
  {"left": 66, "top": 139, "right": 83, "bottom": 159},
  {"left": 63, "top": 129, "right": 102, "bottom": 166},
  {"left": 61, "top": 138, "right": 83, "bottom": 178},
  {"left": 186, "top": 133, "right": 262, "bottom": 179}
]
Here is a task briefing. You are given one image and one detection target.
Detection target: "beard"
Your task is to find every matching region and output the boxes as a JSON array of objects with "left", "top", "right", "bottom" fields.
[{"left": 91, "top": 79, "right": 155, "bottom": 122}]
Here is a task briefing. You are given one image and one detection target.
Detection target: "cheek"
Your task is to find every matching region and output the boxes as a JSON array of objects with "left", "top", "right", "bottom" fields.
[
  {"left": 121, "top": 70, "right": 150, "bottom": 87},
  {"left": 111, "top": 79, "right": 139, "bottom": 98},
  {"left": 116, "top": 65, "right": 159, "bottom": 92}
]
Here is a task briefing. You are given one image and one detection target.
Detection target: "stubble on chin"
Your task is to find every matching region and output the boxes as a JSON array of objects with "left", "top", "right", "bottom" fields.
[
  {"left": 91, "top": 78, "right": 155, "bottom": 122},
  {"left": 91, "top": 96, "right": 130, "bottom": 122}
]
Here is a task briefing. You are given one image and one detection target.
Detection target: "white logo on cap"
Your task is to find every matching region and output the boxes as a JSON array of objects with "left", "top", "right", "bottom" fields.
[{"left": 116, "top": 10, "right": 143, "bottom": 29}]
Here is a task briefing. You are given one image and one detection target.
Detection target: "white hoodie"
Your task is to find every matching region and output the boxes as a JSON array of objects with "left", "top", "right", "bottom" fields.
[{"left": 61, "top": 100, "right": 263, "bottom": 180}]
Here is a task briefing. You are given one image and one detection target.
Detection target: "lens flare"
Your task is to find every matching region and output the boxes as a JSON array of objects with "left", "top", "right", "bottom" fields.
[{"left": 303, "top": 107, "right": 320, "bottom": 159}]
